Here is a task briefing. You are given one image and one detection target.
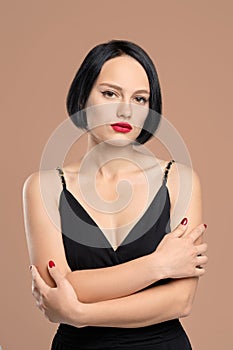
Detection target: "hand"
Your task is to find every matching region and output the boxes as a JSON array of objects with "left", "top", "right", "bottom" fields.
[
  {"left": 30, "top": 261, "right": 86, "bottom": 327},
  {"left": 153, "top": 220, "right": 208, "bottom": 279}
]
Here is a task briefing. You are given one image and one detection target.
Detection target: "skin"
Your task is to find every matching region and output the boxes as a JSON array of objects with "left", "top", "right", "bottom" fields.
[{"left": 23, "top": 54, "right": 208, "bottom": 328}]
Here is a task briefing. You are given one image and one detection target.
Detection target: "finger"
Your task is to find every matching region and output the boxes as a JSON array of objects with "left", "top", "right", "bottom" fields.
[
  {"left": 188, "top": 224, "right": 206, "bottom": 242},
  {"left": 47, "top": 260, "right": 64, "bottom": 287},
  {"left": 196, "top": 255, "right": 208, "bottom": 265},
  {"left": 31, "top": 280, "right": 40, "bottom": 300},
  {"left": 195, "top": 242, "right": 208, "bottom": 255},
  {"left": 36, "top": 295, "right": 45, "bottom": 312},
  {"left": 195, "top": 266, "right": 206, "bottom": 277},
  {"left": 172, "top": 219, "right": 189, "bottom": 238},
  {"left": 31, "top": 265, "right": 49, "bottom": 294}
]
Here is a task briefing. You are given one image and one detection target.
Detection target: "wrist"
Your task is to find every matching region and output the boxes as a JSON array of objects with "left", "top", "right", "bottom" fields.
[
  {"left": 149, "top": 252, "right": 169, "bottom": 280},
  {"left": 68, "top": 301, "right": 90, "bottom": 328}
]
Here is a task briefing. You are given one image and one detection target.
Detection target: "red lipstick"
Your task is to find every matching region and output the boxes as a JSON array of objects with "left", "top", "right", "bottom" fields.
[{"left": 110, "top": 122, "right": 132, "bottom": 133}]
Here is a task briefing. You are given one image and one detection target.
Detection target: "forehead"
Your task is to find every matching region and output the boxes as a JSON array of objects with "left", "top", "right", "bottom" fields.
[{"left": 95, "top": 55, "right": 150, "bottom": 90}]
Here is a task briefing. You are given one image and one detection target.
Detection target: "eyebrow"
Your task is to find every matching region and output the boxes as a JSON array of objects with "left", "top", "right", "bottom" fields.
[{"left": 98, "top": 82, "right": 150, "bottom": 95}]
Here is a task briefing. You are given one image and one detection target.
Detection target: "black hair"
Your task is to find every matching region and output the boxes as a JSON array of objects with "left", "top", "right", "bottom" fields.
[{"left": 66, "top": 39, "right": 162, "bottom": 145}]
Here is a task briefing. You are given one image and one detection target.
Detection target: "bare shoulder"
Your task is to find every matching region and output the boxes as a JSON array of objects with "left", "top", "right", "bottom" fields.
[
  {"left": 22, "top": 168, "right": 63, "bottom": 207},
  {"left": 140, "top": 155, "right": 201, "bottom": 196},
  {"left": 165, "top": 159, "right": 201, "bottom": 185},
  {"left": 23, "top": 168, "right": 62, "bottom": 191},
  {"left": 22, "top": 171, "right": 41, "bottom": 198}
]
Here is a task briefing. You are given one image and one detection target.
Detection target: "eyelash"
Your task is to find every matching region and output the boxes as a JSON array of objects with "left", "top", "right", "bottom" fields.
[{"left": 101, "top": 91, "right": 149, "bottom": 104}]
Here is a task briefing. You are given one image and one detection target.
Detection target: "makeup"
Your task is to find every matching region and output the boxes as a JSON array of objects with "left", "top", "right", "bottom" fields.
[{"left": 110, "top": 122, "right": 132, "bottom": 133}]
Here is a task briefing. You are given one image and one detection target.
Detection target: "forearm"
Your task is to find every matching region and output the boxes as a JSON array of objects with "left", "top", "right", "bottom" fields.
[
  {"left": 72, "top": 277, "right": 199, "bottom": 328},
  {"left": 66, "top": 253, "right": 164, "bottom": 303}
]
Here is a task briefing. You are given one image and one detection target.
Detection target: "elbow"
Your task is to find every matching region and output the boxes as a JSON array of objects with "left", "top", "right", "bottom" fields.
[
  {"left": 180, "top": 302, "right": 192, "bottom": 318},
  {"left": 171, "top": 294, "right": 193, "bottom": 319},
  {"left": 179, "top": 294, "right": 194, "bottom": 318},
  {"left": 173, "top": 278, "right": 198, "bottom": 319}
]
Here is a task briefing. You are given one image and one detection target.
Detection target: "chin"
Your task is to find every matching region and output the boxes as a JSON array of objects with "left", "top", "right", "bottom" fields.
[{"left": 103, "top": 137, "right": 134, "bottom": 147}]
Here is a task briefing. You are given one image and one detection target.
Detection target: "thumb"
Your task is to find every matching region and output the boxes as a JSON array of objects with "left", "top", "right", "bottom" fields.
[
  {"left": 47, "top": 260, "right": 64, "bottom": 287},
  {"left": 172, "top": 218, "right": 189, "bottom": 237}
]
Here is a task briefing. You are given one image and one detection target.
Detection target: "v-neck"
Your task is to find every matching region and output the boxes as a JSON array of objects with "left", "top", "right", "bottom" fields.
[{"left": 60, "top": 182, "right": 168, "bottom": 253}]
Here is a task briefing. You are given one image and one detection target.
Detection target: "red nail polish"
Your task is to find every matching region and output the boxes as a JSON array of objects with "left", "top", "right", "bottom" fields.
[
  {"left": 181, "top": 218, "right": 188, "bottom": 225},
  {"left": 204, "top": 223, "right": 207, "bottom": 228},
  {"left": 49, "top": 260, "right": 55, "bottom": 268}
]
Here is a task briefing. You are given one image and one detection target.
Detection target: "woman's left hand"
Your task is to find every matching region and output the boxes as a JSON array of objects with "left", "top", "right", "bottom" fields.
[{"left": 30, "top": 262, "right": 86, "bottom": 327}]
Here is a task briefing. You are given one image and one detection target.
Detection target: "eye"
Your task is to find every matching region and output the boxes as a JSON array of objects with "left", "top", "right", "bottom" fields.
[
  {"left": 101, "top": 90, "right": 117, "bottom": 98},
  {"left": 135, "top": 96, "right": 149, "bottom": 104}
]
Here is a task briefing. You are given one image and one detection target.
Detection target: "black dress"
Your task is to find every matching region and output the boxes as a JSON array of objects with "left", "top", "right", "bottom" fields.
[{"left": 51, "top": 159, "right": 192, "bottom": 350}]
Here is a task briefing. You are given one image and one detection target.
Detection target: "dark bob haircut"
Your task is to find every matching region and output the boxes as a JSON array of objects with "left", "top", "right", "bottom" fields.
[{"left": 66, "top": 39, "right": 162, "bottom": 145}]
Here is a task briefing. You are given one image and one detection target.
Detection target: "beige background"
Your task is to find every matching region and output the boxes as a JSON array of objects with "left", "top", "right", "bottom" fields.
[{"left": 1, "top": 1, "right": 232, "bottom": 349}]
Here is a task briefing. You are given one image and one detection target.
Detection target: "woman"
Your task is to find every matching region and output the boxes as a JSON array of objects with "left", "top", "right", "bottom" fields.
[{"left": 23, "top": 39, "right": 208, "bottom": 350}]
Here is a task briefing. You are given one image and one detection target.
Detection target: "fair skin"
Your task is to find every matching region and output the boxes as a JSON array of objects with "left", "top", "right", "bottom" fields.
[{"left": 23, "top": 55, "right": 208, "bottom": 327}]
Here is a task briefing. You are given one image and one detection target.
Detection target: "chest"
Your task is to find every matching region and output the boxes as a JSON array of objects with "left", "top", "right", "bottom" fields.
[
  {"left": 60, "top": 186, "right": 171, "bottom": 269},
  {"left": 62, "top": 172, "right": 165, "bottom": 250}
]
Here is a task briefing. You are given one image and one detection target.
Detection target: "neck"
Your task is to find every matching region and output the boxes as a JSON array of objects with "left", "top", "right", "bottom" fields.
[{"left": 84, "top": 137, "right": 139, "bottom": 180}]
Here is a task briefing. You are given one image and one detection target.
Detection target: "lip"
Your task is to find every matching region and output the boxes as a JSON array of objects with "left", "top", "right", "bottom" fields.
[{"left": 110, "top": 122, "right": 132, "bottom": 133}]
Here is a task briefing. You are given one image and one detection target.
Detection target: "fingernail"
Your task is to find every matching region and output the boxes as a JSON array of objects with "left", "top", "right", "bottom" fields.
[
  {"left": 29, "top": 265, "right": 32, "bottom": 271},
  {"left": 204, "top": 223, "right": 207, "bottom": 229},
  {"left": 48, "top": 260, "right": 55, "bottom": 268},
  {"left": 181, "top": 218, "right": 188, "bottom": 225}
]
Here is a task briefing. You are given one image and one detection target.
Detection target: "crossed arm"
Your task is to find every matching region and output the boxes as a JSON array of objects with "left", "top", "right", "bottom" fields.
[
  {"left": 23, "top": 168, "right": 206, "bottom": 328},
  {"left": 72, "top": 276, "right": 198, "bottom": 328}
]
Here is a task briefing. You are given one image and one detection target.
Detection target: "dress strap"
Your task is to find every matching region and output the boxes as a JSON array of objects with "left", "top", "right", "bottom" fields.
[
  {"left": 162, "top": 159, "right": 175, "bottom": 185},
  {"left": 56, "top": 166, "right": 67, "bottom": 189}
]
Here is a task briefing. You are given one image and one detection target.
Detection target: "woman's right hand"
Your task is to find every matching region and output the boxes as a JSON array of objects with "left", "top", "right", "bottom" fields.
[{"left": 153, "top": 219, "right": 208, "bottom": 279}]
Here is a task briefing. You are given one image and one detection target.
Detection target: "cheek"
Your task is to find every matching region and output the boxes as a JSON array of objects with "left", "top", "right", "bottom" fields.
[
  {"left": 85, "top": 90, "right": 104, "bottom": 108},
  {"left": 131, "top": 105, "right": 149, "bottom": 129},
  {"left": 86, "top": 104, "right": 119, "bottom": 130}
]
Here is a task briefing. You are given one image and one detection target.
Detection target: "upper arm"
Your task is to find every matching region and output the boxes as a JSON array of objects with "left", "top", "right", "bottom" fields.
[
  {"left": 168, "top": 164, "right": 205, "bottom": 312},
  {"left": 22, "top": 170, "right": 71, "bottom": 287},
  {"left": 182, "top": 166, "right": 203, "bottom": 243},
  {"left": 169, "top": 163, "right": 203, "bottom": 241}
]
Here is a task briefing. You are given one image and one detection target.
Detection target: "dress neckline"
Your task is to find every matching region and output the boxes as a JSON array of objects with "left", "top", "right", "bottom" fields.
[{"left": 60, "top": 182, "right": 169, "bottom": 253}]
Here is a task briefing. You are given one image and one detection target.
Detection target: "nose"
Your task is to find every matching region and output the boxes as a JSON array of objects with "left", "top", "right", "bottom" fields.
[{"left": 116, "top": 102, "right": 132, "bottom": 119}]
